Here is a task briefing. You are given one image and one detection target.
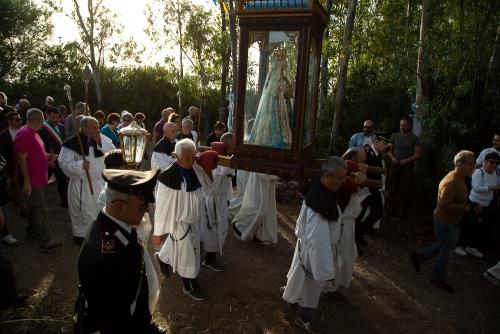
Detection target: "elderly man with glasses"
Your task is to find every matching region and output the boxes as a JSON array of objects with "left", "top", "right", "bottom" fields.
[{"left": 77, "top": 168, "right": 165, "bottom": 334}]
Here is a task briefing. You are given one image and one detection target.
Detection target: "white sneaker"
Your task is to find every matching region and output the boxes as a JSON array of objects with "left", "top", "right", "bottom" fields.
[
  {"left": 465, "top": 247, "right": 483, "bottom": 258},
  {"left": 454, "top": 246, "right": 467, "bottom": 256},
  {"left": 1, "top": 234, "right": 18, "bottom": 245}
]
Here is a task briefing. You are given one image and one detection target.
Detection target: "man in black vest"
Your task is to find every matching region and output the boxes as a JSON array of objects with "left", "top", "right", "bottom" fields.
[
  {"left": 38, "top": 106, "right": 68, "bottom": 207},
  {"left": 77, "top": 168, "right": 165, "bottom": 334},
  {"left": 355, "top": 136, "right": 388, "bottom": 251}
]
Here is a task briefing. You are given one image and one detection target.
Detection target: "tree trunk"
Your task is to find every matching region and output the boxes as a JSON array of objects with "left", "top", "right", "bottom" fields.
[
  {"left": 219, "top": 3, "right": 229, "bottom": 121},
  {"left": 228, "top": 0, "right": 238, "bottom": 93},
  {"left": 480, "top": 23, "right": 500, "bottom": 118},
  {"left": 318, "top": 0, "right": 333, "bottom": 117},
  {"left": 413, "top": 0, "right": 430, "bottom": 137},
  {"left": 177, "top": 0, "right": 184, "bottom": 80},
  {"left": 92, "top": 66, "right": 103, "bottom": 107},
  {"left": 328, "top": 0, "right": 358, "bottom": 154}
]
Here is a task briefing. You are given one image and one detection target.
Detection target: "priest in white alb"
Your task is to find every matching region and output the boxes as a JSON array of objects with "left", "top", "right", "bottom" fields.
[
  {"left": 153, "top": 139, "right": 207, "bottom": 301},
  {"left": 151, "top": 122, "right": 178, "bottom": 172},
  {"left": 281, "top": 156, "right": 348, "bottom": 333},
  {"left": 58, "top": 116, "right": 115, "bottom": 245}
]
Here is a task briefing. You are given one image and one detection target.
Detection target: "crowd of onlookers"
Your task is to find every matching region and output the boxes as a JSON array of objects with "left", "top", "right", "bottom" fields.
[
  {"left": 0, "top": 88, "right": 498, "bottom": 309},
  {"left": 347, "top": 118, "right": 500, "bottom": 291}
]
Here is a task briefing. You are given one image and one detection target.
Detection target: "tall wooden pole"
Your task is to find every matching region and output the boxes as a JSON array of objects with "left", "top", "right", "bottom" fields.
[{"left": 64, "top": 84, "right": 94, "bottom": 195}]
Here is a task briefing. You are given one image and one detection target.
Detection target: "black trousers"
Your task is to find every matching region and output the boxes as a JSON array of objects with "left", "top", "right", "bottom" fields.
[
  {"left": 358, "top": 190, "right": 383, "bottom": 234},
  {"left": 48, "top": 164, "right": 68, "bottom": 206}
]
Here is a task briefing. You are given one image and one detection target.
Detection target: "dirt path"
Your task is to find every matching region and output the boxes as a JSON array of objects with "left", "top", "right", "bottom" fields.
[{"left": 1, "top": 182, "right": 499, "bottom": 333}]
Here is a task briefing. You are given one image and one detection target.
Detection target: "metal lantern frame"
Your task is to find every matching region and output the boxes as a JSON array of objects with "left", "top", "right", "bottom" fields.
[
  {"left": 232, "top": 0, "right": 328, "bottom": 178},
  {"left": 118, "top": 121, "right": 150, "bottom": 168}
]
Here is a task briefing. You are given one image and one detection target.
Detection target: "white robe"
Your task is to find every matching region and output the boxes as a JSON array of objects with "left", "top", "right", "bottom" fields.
[
  {"left": 228, "top": 170, "right": 250, "bottom": 220},
  {"left": 151, "top": 151, "right": 173, "bottom": 172},
  {"left": 324, "top": 192, "right": 367, "bottom": 292},
  {"left": 282, "top": 202, "right": 340, "bottom": 308},
  {"left": 232, "top": 172, "right": 278, "bottom": 243},
  {"left": 194, "top": 164, "right": 234, "bottom": 255},
  {"left": 154, "top": 181, "right": 204, "bottom": 278},
  {"left": 58, "top": 134, "right": 115, "bottom": 237}
]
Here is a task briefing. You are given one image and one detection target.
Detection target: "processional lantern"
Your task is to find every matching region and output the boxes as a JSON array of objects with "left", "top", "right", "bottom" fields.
[
  {"left": 231, "top": 0, "right": 328, "bottom": 177},
  {"left": 119, "top": 121, "right": 150, "bottom": 168}
]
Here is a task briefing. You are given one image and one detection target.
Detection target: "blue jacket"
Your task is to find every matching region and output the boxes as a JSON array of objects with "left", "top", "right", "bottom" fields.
[
  {"left": 348, "top": 132, "right": 375, "bottom": 148},
  {"left": 100, "top": 124, "right": 120, "bottom": 147}
]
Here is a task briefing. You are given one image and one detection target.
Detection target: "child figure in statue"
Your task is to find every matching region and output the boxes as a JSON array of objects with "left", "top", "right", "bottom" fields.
[{"left": 248, "top": 46, "right": 293, "bottom": 149}]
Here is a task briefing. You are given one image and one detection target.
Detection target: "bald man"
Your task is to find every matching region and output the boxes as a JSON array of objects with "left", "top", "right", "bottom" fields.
[
  {"left": 151, "top": 122, "right": 177, "bottom": 172},
  {"left": 153, "top": 107, "right": 174, "bottom": 145},
  {"left": 348, "top": 120, "right": 376, "bottom": 149}
]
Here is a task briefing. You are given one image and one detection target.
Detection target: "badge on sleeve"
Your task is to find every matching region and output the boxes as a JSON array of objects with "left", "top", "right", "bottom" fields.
[{"left": 101, "top": 239, "right": 115, "bottom": 254}]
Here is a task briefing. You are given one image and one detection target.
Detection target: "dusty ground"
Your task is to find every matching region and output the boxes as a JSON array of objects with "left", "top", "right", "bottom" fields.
[{"left": 1, "top": 180, "right": 500, "bottom": 334}]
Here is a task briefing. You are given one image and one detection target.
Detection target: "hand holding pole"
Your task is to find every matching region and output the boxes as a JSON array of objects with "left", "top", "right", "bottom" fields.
[{"left": 63, "top": 84, "right": 94, "bottom": 195}]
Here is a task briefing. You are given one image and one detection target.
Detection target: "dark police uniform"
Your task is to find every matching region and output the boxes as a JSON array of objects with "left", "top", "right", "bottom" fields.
[
  {"left": 78, "top": 212, "right": 150, "bottom": 333},
  {"left": 356, "top": 140, "right": 387, "bottom": 245},
  {"left": 76, "top": 168, "right": 163, "bottom": 334}
]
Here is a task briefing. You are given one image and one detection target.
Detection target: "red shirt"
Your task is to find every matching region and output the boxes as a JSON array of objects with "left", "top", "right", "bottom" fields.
[
  {"left": 153, "top": 119, "right": 165, "bottom": 142},
  {"left": 14, "top": 126, "right": 48, "bottom": 188}
]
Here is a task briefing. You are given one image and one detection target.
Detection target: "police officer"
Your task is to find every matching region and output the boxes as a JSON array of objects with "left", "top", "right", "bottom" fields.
[
  {"left": 77, "top": 168, "right": 165, "bottom": 334},
  {"left": 355, "top": 136, "right": 388, "bottom": 251}
]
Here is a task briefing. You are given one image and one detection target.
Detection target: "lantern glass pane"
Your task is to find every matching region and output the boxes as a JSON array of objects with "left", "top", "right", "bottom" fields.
[
  {"left": 244, "top": 30, "right": 299, "bottom": 150},
  {"left": 135, "top": 136, "right": 147, "bottom": 163},
  {"left": 122, "top": 136, "right": 133, "bottom": 163},
  {"left": 303, "top": 38, "right": 317, "bottom": 146}
]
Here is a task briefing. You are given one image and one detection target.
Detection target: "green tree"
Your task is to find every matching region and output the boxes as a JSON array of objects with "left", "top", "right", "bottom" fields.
[{"left": 0, "top": 0, "right": 53, "bottom": 81}]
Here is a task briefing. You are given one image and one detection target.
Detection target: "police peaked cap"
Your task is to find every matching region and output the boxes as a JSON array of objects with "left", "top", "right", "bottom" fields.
[
  {"left": 102, "top": 167, "right": 160, "bottom": 203},
  {"left": 374, "top": 135, "right": 390, "bottom": 143}
]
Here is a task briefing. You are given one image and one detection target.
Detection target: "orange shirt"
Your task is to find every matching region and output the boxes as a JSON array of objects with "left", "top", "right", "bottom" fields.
[{"left": 433, "top": 170, "right": 468, "bottom": 224}]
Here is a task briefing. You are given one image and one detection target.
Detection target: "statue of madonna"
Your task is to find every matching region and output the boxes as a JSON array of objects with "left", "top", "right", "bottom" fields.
[{"left": 247, "top": 47, "right": 293, "bottom": 149}]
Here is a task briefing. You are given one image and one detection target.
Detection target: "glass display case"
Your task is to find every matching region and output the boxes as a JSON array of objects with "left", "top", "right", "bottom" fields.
[{"left": 233, "top": 0, "right": 328, "bottom": 177}]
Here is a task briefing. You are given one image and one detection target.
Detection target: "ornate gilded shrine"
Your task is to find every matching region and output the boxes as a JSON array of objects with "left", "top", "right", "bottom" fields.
[{"left": 231, "top": 0, "right": 328, "bottom": 177}]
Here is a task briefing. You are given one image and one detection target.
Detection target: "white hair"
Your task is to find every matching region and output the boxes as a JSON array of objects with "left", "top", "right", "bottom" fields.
[
  {"left": 174, "top": 138, "right": 196, "bottom": 158},
  {"left": 45, "top": 96, "right": 54, "bottom": 104},
  {"left": 182, "top": 118, "right": 193, "bottom": 127},
  {"left": 80, "top": 116, "right": 98, "bottom": 129},
  {"left": 454, "top": 150, "right": 474, "bottom": 167},
  {"left": 321, "top": 156, "right": 347, "bottom": 175}
]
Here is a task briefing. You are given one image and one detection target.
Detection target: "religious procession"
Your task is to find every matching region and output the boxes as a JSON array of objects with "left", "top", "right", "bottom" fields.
[{"left": 1, "top": 0, "right": 500, "bottom": 333}]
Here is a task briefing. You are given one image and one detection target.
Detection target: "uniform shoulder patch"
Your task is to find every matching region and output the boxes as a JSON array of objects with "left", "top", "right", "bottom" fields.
[{"left": 101, "top": 239, "right": 115, "bottom": 254}]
